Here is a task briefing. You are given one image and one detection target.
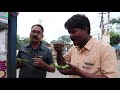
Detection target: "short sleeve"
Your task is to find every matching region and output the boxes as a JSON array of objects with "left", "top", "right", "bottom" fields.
[
  {"left": 100, "top": 45, "right": 119, "bottom": 78},
  {"left": 63, "top": 46, "right": 74, "bottom": 63},
  {"left": 46, "top": 49, "right": 54, "bottom": 65}
]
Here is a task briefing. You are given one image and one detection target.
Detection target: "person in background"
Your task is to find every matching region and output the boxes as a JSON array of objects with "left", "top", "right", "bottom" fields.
[
  {"left": 17, "top": 24, "right": 55, "bottom": 78},
  {"left": 54, "top": 14, "right": 119, "bottom": 78}
]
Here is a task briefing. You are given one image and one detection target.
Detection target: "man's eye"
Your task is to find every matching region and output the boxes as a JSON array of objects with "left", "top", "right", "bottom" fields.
[
  {"left": 37, "top": 32, "right": 41, "bottom": 34},
  {"left": 31, "top": 31, "right": 35, "bottom": 33},
  {"left": 31, "top": 31, "right": 42, "bottom": 34}
]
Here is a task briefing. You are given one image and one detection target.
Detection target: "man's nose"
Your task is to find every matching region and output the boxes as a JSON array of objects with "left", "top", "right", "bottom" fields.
[{"left": 34, "top": 32, "right": 38, "bottom": 35}]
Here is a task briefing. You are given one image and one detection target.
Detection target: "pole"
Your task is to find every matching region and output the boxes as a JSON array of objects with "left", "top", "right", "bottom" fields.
[
  {"left": 99, "top": 12, "right": 106, "bottom": 40},
  {"left": 7, "top": 12, "right": 18, "bottom": 78},
  {"left": 107, "top": 12, "right": 110, "bottom": 33},
  {"left": 101, "top": 12, "right": 104, "bottom": 34}
]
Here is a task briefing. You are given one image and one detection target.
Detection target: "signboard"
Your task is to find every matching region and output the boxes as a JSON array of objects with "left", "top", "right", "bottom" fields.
[
  {"left": 0, "top": 30, "right": 7, "bottom": 78},
  {"left": 0, "top": 30, "right": 7, "bottom": 52},
  {"left": 0, "top": 12, "right": 8, "bottom": 78}
]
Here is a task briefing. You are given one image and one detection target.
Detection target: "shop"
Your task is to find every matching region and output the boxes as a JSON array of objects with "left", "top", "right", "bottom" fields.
[
  {"left": 0, "top": 12, "right": 17, "bottom": 78},
  {"left": 0, "top": 12, "right": 8, "bottom": 78}
]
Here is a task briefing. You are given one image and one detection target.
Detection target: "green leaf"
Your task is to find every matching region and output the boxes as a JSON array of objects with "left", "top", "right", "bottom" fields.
[{"left": 16, "top": 58, "right": 28, "bottom": 62}]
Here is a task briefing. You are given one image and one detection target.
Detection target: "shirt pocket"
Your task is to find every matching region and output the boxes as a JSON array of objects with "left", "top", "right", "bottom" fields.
[{"left": 82, "top": 57, "right": 96, "bottom": 72}]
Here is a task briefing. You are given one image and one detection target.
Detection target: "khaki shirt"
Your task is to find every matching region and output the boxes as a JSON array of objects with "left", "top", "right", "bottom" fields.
[{"left": 63, "top": 37, "right": 119, "bottom": 78}]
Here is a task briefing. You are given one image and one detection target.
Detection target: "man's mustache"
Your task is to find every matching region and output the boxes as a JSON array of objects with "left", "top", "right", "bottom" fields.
[{"left": 32, "top": 36, "right": 38, "bottom": 39}]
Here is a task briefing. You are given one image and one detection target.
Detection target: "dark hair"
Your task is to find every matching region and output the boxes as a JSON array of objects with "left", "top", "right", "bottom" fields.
[
  {"left": 31, "top": 24, "right": 44, "bottom": 33},
  {"left": 64, "top": 14, "right": 91, "bottom": 34}
]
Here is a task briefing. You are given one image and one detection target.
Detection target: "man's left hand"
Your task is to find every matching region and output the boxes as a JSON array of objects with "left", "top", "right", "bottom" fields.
[
  {"left": 58, "top": 63, "right": 80, "bottom": 75},
  {"left": 33, "top": 58, "right": 46, "bottom": 68}
]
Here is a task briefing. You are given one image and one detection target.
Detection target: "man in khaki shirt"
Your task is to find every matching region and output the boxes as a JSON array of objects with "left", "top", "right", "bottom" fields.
[{"left": 54, "top": 14, "right": 119, "bottom": 78}]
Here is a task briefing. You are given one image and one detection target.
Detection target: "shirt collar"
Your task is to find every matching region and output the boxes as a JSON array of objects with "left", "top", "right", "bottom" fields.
[
  {"left": 84, "top": 37, "right": 94, "bottom": 51},
  {"left": 75, "top": 37, "right": 94, "bottom": 51},
  {"left": 26, "top": 41, "right": 44, "bottom": 51}
]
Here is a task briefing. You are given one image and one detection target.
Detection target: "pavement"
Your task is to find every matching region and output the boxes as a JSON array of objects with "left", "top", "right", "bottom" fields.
[
  {"left": 46, "top": 68, "right": 69, "bottom": 78},
  {"left": 16, "top": 68, "right": 69, "bottom": 78}
]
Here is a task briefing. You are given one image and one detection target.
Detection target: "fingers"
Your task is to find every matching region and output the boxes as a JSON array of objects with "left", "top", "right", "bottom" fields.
[
  {"left": 66, "top": 62, "right": 75, "bottom": 69},
  {"left": 32, "top": 58, "right": 42, "bottom": 60},
  {"left": 17, "top": 60, "right": 25, "bottom": 64},
  {"left": 66, "top": 62, "right": 72, "bottom": 67},
  {"left": 58, "top": 69, "right": 67, "bottom": 74},
  {"left": 33, "top": 58, "right": 45, "bottom": 66},
  {"left": 33, "top": 58, "right": 42, "bottom": 64}
]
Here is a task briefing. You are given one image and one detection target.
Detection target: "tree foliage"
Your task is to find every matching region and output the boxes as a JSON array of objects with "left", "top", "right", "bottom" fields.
[
  {"left": 16, "top": 35, "right": 49, "bottom": 49},
  {"left": 16, "top": 35, "right": 21, "bottom": 49},
  {"left": 57, "top": 35, "right": 71, "bottom": 44},
  {"left": 109, "top": 17, "right": 120, "bottom": 24},
  {"left": 50, "top": 40, "right": 57, "bottom": 43},
  {"left": 109, "top": 31, "right": 120, "bottom": 46},
  {"left": 41, "top": 40, "right": 50, "bottom": 47}
]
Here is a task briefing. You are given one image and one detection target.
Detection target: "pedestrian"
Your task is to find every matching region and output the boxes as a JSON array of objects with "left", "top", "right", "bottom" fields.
[
  {"left": 17, "top": 24, "right": 55, "bottom": 78},
  {"left": 54, "top": 14, "right": 119, "bottom": 78}
]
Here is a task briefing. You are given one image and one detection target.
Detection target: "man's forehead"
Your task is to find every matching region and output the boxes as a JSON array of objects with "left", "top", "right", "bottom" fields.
[
  {"left": 32, "top": 26, "right": 41, "bottom": 29},
  {"left": 31, "top": 26, "right": 42, "bottom": 31}
]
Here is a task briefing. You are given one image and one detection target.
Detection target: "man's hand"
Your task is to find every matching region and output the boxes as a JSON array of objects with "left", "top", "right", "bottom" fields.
[
  {"left": 33, "top": 58, "right": 55, "bottom": 72},
  {"left": 58, "top": 63, "right": 80, "bottom": 75},
  {"left": 33, "top": 57, "right": 46, "bottom": 68}
]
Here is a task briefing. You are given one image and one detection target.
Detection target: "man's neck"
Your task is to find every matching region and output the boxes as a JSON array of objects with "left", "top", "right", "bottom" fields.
[
  {"left": 79, "top": 36, "right": 92, "bottom": 49},
  {"left": 31, "top": 42, "right": 40, "bottom": 50}
]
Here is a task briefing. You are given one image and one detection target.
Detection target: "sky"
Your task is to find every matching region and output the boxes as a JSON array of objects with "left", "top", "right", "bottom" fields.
[{"left": 17, "top": 12, "right": 120, "bottom": 43}]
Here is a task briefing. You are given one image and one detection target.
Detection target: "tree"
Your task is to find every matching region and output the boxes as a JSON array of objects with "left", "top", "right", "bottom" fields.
[
  {"left": 21, "top": 37, "right": 30, "bottom": 44},
  {"left": 16, "top": 36, "right": 30, "bottom": 49},
  {"left": 109, "top": 17, "right": 120, "bottom": 24},
  {"left": 16, "top": 35, "right": 21, "bottom": 49},
  {"left": 50, "top": 40, "right": 57, "bottom": 43},
  {"left": 58, "top": 35, "right": 71, "bottom": 44},
  {"left": 16, "top": 35, "right": 50, "bottom": 50},
  {"left": 41, "top": 40, "right": 50, "bottom": 47},
  {"left": 109, "top": 31, "right": 120, "bottom": 46}
]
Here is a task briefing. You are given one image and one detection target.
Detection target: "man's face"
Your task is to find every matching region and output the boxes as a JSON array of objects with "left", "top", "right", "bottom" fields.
[
  {"left": 30, "top": 26, "right": 43, "bottom": 43},
  {"left": 68, "top": 28, "right": 87, "bottom": 46}
]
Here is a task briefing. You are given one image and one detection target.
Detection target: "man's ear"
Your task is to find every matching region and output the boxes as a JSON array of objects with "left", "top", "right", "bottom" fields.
[{"left": 83, "top": 27, "right": 88, "bottom": 33}]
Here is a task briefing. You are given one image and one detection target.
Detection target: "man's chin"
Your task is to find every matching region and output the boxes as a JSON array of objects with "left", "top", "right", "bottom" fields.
[
  {"left": 73, "top": 41, "right": 77, "bottom": 45},
  {"left": 31, "top": 40, "right": 39, "bottom": 43},
  {"left": 73, "top": 42, "right": 79, "bottom": 46}
]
